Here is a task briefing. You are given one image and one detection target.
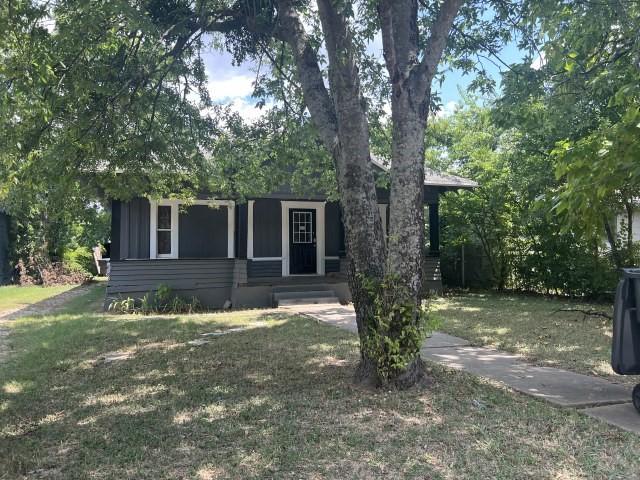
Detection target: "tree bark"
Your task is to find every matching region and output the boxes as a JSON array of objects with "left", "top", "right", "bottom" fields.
[
  {"left": 603, "top": 214, "right": 623, "bottom": 269},
  {"left": 274, "top": 0, "right": 462, "bottom": 388},
  {"left": 277, "top": 0, "right": 387, "bottom": 385},
  {"left": 625, "top": 201, "right": 634, "bottom": 253},
  {"left": 376, "top": 0, "right": 462, "bottom": 384}
]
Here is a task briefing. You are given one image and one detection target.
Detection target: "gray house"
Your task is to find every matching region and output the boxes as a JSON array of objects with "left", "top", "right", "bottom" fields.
[{"left": 106, "top": 160, "right": 476, "bottom": 308}]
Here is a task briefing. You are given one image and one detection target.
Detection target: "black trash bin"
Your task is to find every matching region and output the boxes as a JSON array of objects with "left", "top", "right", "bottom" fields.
[{"left": 611, "top": 268, "right": 640, "bottom": 413}]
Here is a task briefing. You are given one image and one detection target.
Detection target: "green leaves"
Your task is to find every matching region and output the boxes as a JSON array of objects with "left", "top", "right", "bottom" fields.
[{"left": 359, "top": 273, "right": 436, "bottom": 383}]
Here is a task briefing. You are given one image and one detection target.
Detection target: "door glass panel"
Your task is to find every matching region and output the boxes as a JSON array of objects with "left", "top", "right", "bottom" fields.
[
  {"left": 157, "top": 230, "right": 171, "bottom": 255},
  {"left": 292, "top": 211, "right": 313, "bottom": 243},
  {"left": 157, "top": 206, "right": 172, "bottom": 229}
]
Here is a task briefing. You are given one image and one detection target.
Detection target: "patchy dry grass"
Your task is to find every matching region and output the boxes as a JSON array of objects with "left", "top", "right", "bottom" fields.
[
  {"left": 1, "top": 287, "right": 639, "bottom": 479},
  {"left": 433, "top": 293, "right": 639, "bottom": 385},
  {"left": 0, "top": 284, "right": 78, "bottom": 314}
]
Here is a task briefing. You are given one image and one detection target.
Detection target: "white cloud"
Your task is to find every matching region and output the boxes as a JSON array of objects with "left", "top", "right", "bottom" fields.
[
  {"left": 200, "top": 71, "right": 272, "bottom": 122},
  {"left": 228, "top": 97, "right": 271, "bottom": 122},
  {"left": 200, "top": 97, "right": 271, "bottom": 124},
  {"left": 207, "top": 74, "right": 256, "bottom": 101},
  {"left": 531, "top": 52, "right": 546, "bottom": 70}
]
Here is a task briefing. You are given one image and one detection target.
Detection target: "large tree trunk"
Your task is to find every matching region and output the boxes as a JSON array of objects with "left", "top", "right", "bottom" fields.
[
  {"left": 278, "top": 0, "right": 388, "bottom": 386},
  {"left": 377, "top": 0, "right": 462, "bottom": 385},
  {"left": 274, "top": 0, "right": 462, "bottom": 388}
]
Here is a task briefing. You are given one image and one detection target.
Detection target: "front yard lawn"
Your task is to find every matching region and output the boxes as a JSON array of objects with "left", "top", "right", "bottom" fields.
[
  {"left": 0, "top": 284, "right": 79, "bottom": 314},
  {"left": 2, "top": 287, "right": 639, "bottom": 478},
  {"left": 433, "top": 293, "right": 637, "bottom": 385}
]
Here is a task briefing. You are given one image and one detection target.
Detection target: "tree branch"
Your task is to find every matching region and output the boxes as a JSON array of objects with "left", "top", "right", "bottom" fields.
[
  {"left": 552, "top": 308, "right": 612, "bottom": 321},
  {"left": 274, "top": 0, "right": 339, "bottom": 153},
  {"left": 417, "top": 0, "right": 464, "bottom": 90}
]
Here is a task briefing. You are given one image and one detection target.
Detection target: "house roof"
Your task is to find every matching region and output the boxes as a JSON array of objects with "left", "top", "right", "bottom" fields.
[{"left": 370, "top": 154, "right": 478, "bottom": 189}]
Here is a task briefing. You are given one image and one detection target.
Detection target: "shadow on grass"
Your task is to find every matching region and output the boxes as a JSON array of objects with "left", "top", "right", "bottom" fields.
[
  {"left": 433, "top": 292, "right": 629, "bottom": 379},
  {"left": 0, "top": 283, "right": 95, "bottom": 321},
  {"left": 1, "top": 307, "right": 639, "bottom": 479}
]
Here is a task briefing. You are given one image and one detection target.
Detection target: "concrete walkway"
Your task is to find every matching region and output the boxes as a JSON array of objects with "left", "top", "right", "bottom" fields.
[
  {"left": 0, "top": 284, "right": 94, "bottom": 362},
  {"left": 287, "top": 303, "right": 640, "bottom": 435}
]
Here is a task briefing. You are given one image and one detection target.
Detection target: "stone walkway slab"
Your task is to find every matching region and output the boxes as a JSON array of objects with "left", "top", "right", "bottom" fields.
[
  {"left": 287, "top": 302, "right": 637, "bottom": 431},
  {"left": 421, "top": 346, "right": 631, "bottom": 408},
  {"left": 583, "top": 403, "right": 640, "bottom": 434},
  {"left": 425, "top": 332, "right": 471, "bottom": 348},
  {"left": 284, "top": 304, "right": 358, "bottom": 333},
  {"left": 287, "top": 303, "right": 473, "bottom": 350}
]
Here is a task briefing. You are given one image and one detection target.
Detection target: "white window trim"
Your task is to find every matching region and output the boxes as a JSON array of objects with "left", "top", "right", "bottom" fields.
[
  {"left": 150, "top": 199, "right": 179, "bottom": 259},
  {"left": 149, "top": 199, "right": 235, "bottom": 259},
  {"left": 281, "top": 201, "right": 325, "bottom": 277}
]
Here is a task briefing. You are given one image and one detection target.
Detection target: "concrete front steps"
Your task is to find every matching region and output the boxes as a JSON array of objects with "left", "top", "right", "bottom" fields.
[{"left": 271, "top": 284, "right": 340, "bottom": 307}]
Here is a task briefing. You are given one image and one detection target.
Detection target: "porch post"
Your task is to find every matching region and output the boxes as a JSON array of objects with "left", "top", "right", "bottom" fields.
[
  {"left": 428, "top": 202, "right": 440, "bottom": 256},
  {"left": 247, "top": 200, "right": 254, "bottom": 259},
  {"left": 227, "top": 201, "right": 235, "bottom": 258}
]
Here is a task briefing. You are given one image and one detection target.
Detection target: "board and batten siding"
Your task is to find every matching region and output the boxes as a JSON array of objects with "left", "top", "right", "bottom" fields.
[
  {"left": 113, "top": 198, "right": 236, "bottom": 260},
  {"left": 111, "top": 198, "right": 150, "bottom": 260},
  {"left": 252, "top": 199, "right": 282, "bottom": 258},
  {"left": 236, "top": 203, "right": 248, "bottom": 259},
  {"left": 178, "top": 204, "right": 228, "bottom": 258},
  {"left": 325, "top": 202, "right": 344, "bottom": 258}
]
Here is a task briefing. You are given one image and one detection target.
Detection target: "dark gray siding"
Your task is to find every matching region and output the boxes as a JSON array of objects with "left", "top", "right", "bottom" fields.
[
  {"left": 424, "top": 186, "right": 440, "bottom": 204},
  {"left": 325, "top": 202, "right": 344, "bottom": 257},
  {"left": 112, "top": 198, "right": 150, "bottom": 260},
  {"left": 247, "top": 260, "right": 282, "bottom": 278},
  {"left": 0, "top": 212, "right": 9, "bottom": 284},
  {"left": 106, "top": 259, "right": 235, "bottom": 308},
  {"left": 376, "top": 187, "right": 389, "bottom": 203},
  {"left": 325, "top": 258, "right": 340, "bottom": 273},
  {"left": 236, "top": 203, "right": 248, "bottom": 259},
  {"left": 179, "top": 205, "right": 228, "bottom": 258},
  {"left": 253, "top": 199, "right": 281, "bottom": 257},
  {"left": 380, "top": 203, "right": 389, "bottom": 235},
  {"left": 110, "top": 201, "right": 121, "bottom": 260}
]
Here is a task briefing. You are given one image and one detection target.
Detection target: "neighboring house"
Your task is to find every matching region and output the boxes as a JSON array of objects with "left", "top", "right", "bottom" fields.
[
  {"left": 616, "top": 208, "right": 640, "bottom": 243},
  {"left": 105, "top": 159, "right": 476, "bottom": 308}
]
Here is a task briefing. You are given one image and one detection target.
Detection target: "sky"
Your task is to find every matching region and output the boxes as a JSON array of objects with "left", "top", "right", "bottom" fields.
[
  {"left": 199, "top": 36, "right": 530, "bottom": 121},
  {"left": 41, "top": 9, "right": 531, "bottom": 121}
]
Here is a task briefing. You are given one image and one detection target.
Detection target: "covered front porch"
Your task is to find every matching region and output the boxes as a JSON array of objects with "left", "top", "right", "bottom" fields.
[{"left": 106, "top": 194, "right": 445, "bottom": 308}]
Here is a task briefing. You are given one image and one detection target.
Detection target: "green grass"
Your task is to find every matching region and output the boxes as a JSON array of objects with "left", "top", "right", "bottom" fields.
[
  {"left": 1, "top": 286, "right": 639, "bottom": 478},
  {"left": 433, "top": 293, "right": 638, "bottom": 385},
  {"left": 0, "top": 284, "right": 79, "bottom": 314}
]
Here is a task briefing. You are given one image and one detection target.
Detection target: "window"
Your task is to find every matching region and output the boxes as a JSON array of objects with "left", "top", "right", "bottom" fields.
[
  {"left": 157, "top": 205, "right": 173, "bottom": 256},
  {"left": 292, "top": 211, "right": 313, "bottom": 243}
]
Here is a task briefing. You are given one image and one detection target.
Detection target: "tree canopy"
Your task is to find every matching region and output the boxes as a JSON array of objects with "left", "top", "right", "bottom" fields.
[{"left": 2, "top": 0, "right": 638, "bottom": 384}]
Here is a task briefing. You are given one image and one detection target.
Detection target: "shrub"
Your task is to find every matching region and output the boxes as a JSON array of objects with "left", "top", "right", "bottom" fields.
[
  {"left": 15, "top": 256, "right": 92, "bottom": 285},
  {"left": 108, "top": 284, "right": 202, "bottom": 314},
  {"left": 63, "top": 246, "right": 97, "bottom": 276}
]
